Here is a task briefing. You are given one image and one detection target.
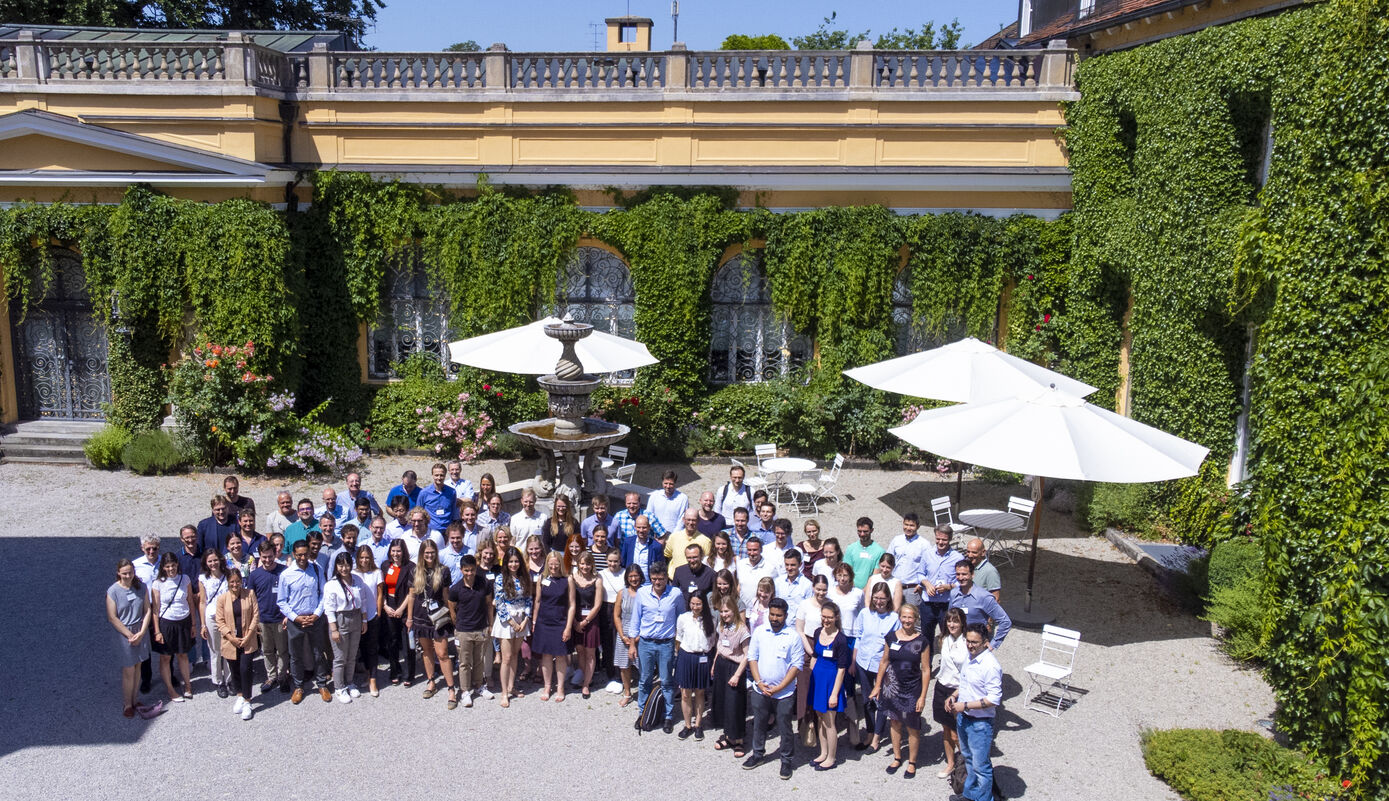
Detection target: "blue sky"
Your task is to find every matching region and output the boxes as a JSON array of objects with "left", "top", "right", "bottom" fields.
[{"left": 362, "top": 0, "right": 1021, "bottom": 52}]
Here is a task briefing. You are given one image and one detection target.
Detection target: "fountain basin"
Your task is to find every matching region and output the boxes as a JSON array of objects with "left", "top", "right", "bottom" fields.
[{"left": 509, "top": 417, "right": 630, "bottom": 453}]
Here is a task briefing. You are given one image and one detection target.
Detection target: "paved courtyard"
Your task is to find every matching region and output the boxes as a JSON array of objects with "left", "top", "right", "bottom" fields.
[{"left": 0, "top": 456, "right": 1272, "bottom": 798}]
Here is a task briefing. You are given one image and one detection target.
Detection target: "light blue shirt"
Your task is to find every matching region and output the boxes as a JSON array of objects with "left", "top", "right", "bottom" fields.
[
  {"left": 445, "top": 477, "right": 475, "bottom": 501},
  {"left": 315, "top": 501, "right": 353, "bottom": 530},
  {"left": 889, "top": 532, "right": 931, "bottom": 585},
  {"left": 854, "top": 610, "right": 901, "bottom": 672},
  {"left": 581, "top": 513, "right": 612, "bottom": 545},
  {"left": 439, "top": 545, "right": 466, "bottom": 574},
  {"left": 924, "top": 547, "right": 966, "bottom": 601},
  {"left": 773, "top": 573, "right": 813, "bottom": 623},
  {"left": 625, "top": 583, "right": 686, "bottom": 640},
  {"left": 957, "top": 647, "right": 1004, "bottom": 718},
  {"left": 749, "top": 622, "right": 805, "bottom": 699},
  {"left": 276, "top": 562, "right": 325, "bottom": 618},
  {"left": 645, "top": 490, "right": 689, "bottom": 534},
  {"left": 949, "top": 585, "right": 1013, "bottom": 649},
  {"left": 478, "top": 508, "right": 510, "bottom": 537},
  {"left": 365, "top": 536, "right": 393, "bottom": 567},
  {"left": 343, "top": 489, "right": 381, "bottom": 516}
]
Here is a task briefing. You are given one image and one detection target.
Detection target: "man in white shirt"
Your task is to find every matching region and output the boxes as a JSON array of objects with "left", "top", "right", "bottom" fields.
[
  {"left": 266, "top": 490, "right": 296, "bottom": 535},
  {"left": 384, "top": 497, "right": 412, "bottom": 542},
  {"left": 744, "top": 598, "right": 805, "bottom": 780},
  {"left": 510, "top": 488, "right": 547, "bottom": 540},
  {"left": 444, "top": 460, "right": 476, "bottom": 501},
  {"left": 133, "top": 535, "right": 161, "bottom": 693},
  {"left": 765, "top": 519, "right": 801, "bottom": 579},
  {"left": 645, "top": 470, "right": 689, "bottom": 534},
  {"left": 946, "top": 623, "right": 1005, "bottom": 801},
  {"left": 715, "top": 464, "right": 754, "bottom": 523},
  {"left": 342, "top": 472, "right": 380, "bottom": 517},
  {"left": 736, "top": 537, "right": 775, "bottom": 609}
]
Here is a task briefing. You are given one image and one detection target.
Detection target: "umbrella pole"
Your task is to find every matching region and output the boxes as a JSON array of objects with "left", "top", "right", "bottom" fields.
[
  {"left": 1010, "top": 476, "right": 1056, "bottom": 628},
  {"left": 955, "top": 467, "right": 963, "bottom": 511}
]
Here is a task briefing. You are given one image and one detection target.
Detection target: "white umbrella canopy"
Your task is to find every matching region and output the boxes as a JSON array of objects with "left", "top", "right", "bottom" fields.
[
  {"left": 888, "top": 385, "right": 1210, "bottom": 483},
  {"left": 889, "top": 384, "right": 1209, "bottom": 623},
  {"left": 448, "top": 316, "right": 659, "bottom": 375},
  {"left": 844, "top": 336, "right": 1097, "bottom": 403}
]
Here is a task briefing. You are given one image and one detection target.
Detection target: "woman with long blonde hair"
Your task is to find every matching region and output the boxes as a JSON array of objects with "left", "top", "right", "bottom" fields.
[{"left": 406, "top": 540, "right": 459, "bottom": 707}]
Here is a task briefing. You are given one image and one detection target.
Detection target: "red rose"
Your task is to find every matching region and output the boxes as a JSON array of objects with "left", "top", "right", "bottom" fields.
[
  {"left": 1027, "top": 274, "right": 1034, "bottom": 280},
  {"left": 483, "top": 384, "right": 491, "bottom": 391},
  {"left": 1043, "top": 313, "right": 1052, "bottom": 323},
  {"left": 1035, "top": 325, "right": 1042, "bottom": 331}
]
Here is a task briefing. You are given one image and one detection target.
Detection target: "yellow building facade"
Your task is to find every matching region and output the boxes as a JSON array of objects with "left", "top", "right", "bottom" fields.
[{"left": 0, "top": 21, "right": 1077, "bottom": 423}]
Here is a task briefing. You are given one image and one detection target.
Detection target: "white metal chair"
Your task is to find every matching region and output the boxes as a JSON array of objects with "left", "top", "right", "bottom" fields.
[
  {"left": 814, "top": 453, "right": 844, "bottom": 505},
  {"left": 930, "top": 495, "right": 973, "bottom": 544},
  {"left": 1007, "top": 495, "right": 1036, "bottom": 526},
  {"left": 785, "top": 470, "right": 823, "bottom": 516},
  {"left": 752, "top": 443, "right": 780, "bottom": 498},
  {"left": 753, "top": 443, "right": 778, "bottom": 470},
  {"left": 1023, "top": 624, "right": 1081, "bottom": 716},
  {"left": 611, "top": 463, "right": 637, "bottom": 484},
  {"left": 602, "top": 445, "right": 629, "bottom": 477}
]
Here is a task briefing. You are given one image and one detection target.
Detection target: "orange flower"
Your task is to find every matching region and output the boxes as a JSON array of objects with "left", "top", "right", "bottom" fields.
[{"left": 205, "top": 359, "right": 216, "bottom": 367}]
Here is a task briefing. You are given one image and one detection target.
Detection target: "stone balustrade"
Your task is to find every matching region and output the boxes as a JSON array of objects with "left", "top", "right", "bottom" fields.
[{"left": 0, "top": 33, "right": 1075, "bottom": 95}]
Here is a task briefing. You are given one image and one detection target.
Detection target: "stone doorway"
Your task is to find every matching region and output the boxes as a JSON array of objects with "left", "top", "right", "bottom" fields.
[{"left": 13, "top": 249, "right": 111, "bottom": 421}]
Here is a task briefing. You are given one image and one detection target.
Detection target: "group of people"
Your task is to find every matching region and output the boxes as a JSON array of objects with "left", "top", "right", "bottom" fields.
[{"left": 107, "top": 462, "right": 1010, "bottom": 799}]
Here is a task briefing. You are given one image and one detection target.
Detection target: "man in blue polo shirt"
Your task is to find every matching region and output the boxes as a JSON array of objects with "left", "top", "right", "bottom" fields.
[
  {"left": 744, "top": 597, "right": 805, "bottom": 780},
  {"left": 245, "top": 541, "right": 288, "bottom": 692},
  {"left": 385, "top": 469, "right": 421, "bottom": 509},
  {"left": 625, "top": 561, "right": 685, "bottom": 733},
  {"left": 416, "top": 462, "right": 457, "bottom": 536}
]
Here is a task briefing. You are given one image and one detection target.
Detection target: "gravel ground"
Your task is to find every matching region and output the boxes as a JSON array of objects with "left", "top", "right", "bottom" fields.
[{"left": 0, "top": 456, "right": 1273, "bottom": 799}]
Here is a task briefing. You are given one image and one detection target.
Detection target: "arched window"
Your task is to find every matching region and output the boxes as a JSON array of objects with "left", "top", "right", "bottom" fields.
[
  {"left": 367, "top": 253, "right": 453, "bottom": 380},
  {"left": 558, "top": 245, "right": 637, "bottom": 381},
  {"left": 709, "top": 254, "right": 809, "bottom": 383}
]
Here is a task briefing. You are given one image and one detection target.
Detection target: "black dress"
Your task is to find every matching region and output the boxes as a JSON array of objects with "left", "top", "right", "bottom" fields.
[
  {"left": 410, "top": 565, "right": 453, "bottom": 639},
  {"left": 532, "top": 576, "right": 571, "bottom": 656},
  {"left": 575, "top": 580, "right": 600, "bottom": 649},
  {"left": 880, "top": 630, "right": 928, "bottom": 730}
]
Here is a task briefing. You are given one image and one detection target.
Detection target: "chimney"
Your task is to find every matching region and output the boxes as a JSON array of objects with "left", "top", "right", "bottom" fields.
[{"left": 606, "top": 16, "right": 654, "bottom": 51}]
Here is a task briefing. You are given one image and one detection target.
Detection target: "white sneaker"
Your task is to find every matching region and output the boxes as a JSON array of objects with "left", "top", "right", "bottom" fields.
[
  {"left": 231, "top": 697, "right": 245, "bottom": 714},
  {"left": 240, "top": 703, "right": 254, "bottom": 721},
  {"left": 605, "top": 680, "right": 623, "bottom": 694},
  {"left": 476, "top": 686, "right": 494, "bottom": 700},
  {"left": 335, "top": 689, "right": 353, "bottom": 704},
  {"left": 462, "top": 693, "right": 473, "bottom": 708},
  {"left": 347, "top": 686, "right": 361, "bottom": 698}
]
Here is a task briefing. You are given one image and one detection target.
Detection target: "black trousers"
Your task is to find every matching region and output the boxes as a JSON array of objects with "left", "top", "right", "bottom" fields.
[
  {"left": 356, "top": 615, "right": 382, "bottom": 684},
  {"left": 384, "top": 613, "right": 415, "bottom": 682},
  {"left": 712, "top": 654, "right": 747, "bottom": 742},
  {"left": 227, "top": 649, "right": 255, "bottom": 701},
  {"left": 597, "top": 602, "right": 616, "bottom": 676}
]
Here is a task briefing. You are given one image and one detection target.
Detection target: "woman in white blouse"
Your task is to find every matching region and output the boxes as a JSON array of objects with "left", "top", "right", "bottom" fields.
[
  {"left": 932, "top": 607, "right": 971, "bottom": 777},
  {"left": 196, "top": 550, "right": 231, "bottom": 698},
  {"left": 866, "top": 553, "right": 905, "bottom": 612},
  {"left": 352, "top": 545, "right": 385, "bottom": 697},
  {"left": 673, "top": 592, "right": 715, "bottom": 740},
  {"left": 150, "top": 553, "right": 194, "bottom": 702},
  {"left": 323, "top": 552, "right": 369, "bottom": 703}
]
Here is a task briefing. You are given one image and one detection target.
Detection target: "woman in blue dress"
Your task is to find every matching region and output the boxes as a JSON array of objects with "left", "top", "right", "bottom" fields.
[
  {"left": 531, "top": 551, "right": 575, "bottom": 702},
  {"left": 808, "top": 603, "right": 852, "bottom": 770}
]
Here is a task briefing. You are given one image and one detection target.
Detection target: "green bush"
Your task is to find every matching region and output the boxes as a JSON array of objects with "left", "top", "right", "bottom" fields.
[
  {"left": 1141, "top": 729, "right": 1347, "bottom": 801},
  {"left": 84, "top": 424, "right": 132, "bottom": 469},
  {"left": 689, "top": 382, "right": 787, "bottom": 453},
  {"left": 1083, "top": 482, "right": 1159, "bottom": 535},
  {"left": 121, "top": 430, "right": 186, "bottom": 475},
  {"left": 1204, "top": 538, "right": 1267, "bottom": 661},
  {"left": 1208, "top": 538, "right": 1262, "bottom": 592}
]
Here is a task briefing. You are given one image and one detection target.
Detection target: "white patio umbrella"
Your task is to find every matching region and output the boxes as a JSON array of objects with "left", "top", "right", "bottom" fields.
[
  {"left": 889, "top": 384, "right": 1209, "bottom": 623},
  {"left": 843, "top": 337, "right": 1098, "bottom": 403},
  {"left": 845, "top": 336, "right": 1099, "bottom": 508},
  {"left": 448, "top": 316, "right": 658, "bottom": 375}
]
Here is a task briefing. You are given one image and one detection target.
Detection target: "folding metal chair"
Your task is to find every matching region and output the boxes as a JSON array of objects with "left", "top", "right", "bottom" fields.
[{"left": 1024, "top": 624, "right": 1081, "bottom": 716}]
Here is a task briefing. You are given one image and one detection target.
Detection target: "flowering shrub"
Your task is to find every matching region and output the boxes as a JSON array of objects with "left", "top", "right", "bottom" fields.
[
  {"left": 416, "top": 391, "right": 496, "bottom": 461},
  {"left": 168, "top": 339, "right": 363, "bottom": 473}
]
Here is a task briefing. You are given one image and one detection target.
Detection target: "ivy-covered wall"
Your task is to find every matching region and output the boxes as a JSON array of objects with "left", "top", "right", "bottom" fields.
[{"left": 1064, "top": 0, "right": 1389, "bottom": 791}]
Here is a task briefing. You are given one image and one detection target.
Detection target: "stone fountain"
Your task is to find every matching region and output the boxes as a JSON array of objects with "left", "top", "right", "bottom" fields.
[{"left": 507, "top": 319, "right": 630, "bottom": 501}]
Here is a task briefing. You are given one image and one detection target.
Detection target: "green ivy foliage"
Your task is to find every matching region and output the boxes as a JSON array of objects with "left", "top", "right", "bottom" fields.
[{"left": 1067, "top": 0, "right": 1388, "bottom": 790}]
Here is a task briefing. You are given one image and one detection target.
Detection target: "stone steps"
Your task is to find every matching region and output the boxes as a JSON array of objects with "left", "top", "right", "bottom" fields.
[{"left": 0, "top": 420, "right": 102, "bottom": 465}]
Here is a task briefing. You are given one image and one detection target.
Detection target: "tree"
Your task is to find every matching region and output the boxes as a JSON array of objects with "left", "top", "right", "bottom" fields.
[
  {"left": 445, "top": 40, "right": 481, "bottom": 51},
  {"left": 874, "top": 19, "right": 964, "bottom": 49},
  {"left": 0, "top": 0, "right": 384, "bottom": 46},
  {"left": 720, "top": 33, "right": 790, "bottom": 50},
  {"left": 791, "top": 12, "right": 869, "bottom": 50}
]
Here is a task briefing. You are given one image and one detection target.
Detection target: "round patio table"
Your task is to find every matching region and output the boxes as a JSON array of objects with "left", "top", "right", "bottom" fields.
[
  {"left": 761, "top": 457, "right": 816, "bottom": 502},
  {"left": 959, "top": 508, "right": 1026, "bottom": 566}
]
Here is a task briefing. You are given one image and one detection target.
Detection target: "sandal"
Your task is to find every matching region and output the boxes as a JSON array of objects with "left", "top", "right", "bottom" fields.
[
  {"left": 422, "top": 682, "right": 438, "bottom": 699},
  {"left": 886, "top": 759, "right": 903, "bottom": 775},
  {"left": 714, "top": 736, "right": 732, "bottom": 751},
  {"left": 447, "top": 689, "right": 459, "bottom": 710},
  {"left": 618, "top": 694, "right": 633, "bottom": 707},
  {"left": 732, "top": 745, "right": 747, "bottom": 758}
]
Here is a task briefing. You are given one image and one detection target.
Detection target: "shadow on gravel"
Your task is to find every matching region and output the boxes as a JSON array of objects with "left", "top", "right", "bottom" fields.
[{"left": 0, "top": 536, "right": 171, "bottom": 756}]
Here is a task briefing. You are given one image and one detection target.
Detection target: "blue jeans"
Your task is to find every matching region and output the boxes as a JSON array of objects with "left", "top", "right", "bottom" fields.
[
  {"left": 957, "top": 713, "right": 996, "bottom": 801},
  {"left": 636, "top": 638, "right": 676, "bottom": 721}
]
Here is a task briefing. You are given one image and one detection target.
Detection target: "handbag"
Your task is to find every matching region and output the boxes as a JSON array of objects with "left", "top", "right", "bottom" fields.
[
  {"left": 799, "top": 711, "right": 819, "bottom": 748},
  {"left": 427, "top": 600, "right": 452, "bottom": 631},
  {"left": 950, "top": 755, "right": 967, "bottom": 794}
]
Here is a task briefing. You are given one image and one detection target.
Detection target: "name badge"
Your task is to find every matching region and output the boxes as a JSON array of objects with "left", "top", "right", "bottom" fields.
[
  {"left": 655, "top": 614, "right": 666, "bottom": 624},
  {"left": 542, "top": 578, "right": 552, "bottom": 587},
  {"left": 890, "top": 642, "right": 901, "bottom": 651},
  {"left": 720, "top": 638, "right": 730, "bottom": 647},
  {"left": 822, "top": 647, "right": 833, "bottom": 657},
  {"left": 581, "top": 608, "right": 592, "bottom": 615},
  {"left": 698, "top": 655, "right": 708, "bottom": 663},
  {"left": 688, "top": 584, "right": 697, "bottom": 593}
]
